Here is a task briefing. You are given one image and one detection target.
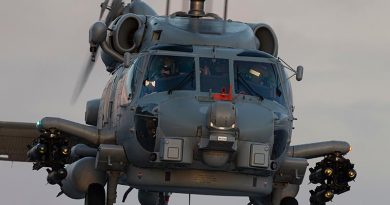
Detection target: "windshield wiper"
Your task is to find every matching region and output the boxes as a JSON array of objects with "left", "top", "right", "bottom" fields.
[
  {"left": 167, "top": 71, "right": 195, "bottom": 95},
  {"left": 237, "top": 73, "right": 264, "bottom": 100}
]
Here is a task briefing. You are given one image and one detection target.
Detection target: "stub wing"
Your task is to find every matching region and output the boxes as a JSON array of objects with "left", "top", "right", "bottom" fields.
[{"left": 0, "top": 121, "right": 39, "bottom": 162}]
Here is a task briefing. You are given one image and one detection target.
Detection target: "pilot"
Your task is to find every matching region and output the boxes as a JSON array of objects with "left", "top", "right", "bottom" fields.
[
  {"left": 200, "top": 64, "right": 210, "bottom": 76},
  {"left": 200, "top": 59, "right": 227, "bottom": 76},
  {"left": 143, "top": 57, "right": 175, "bottom": 94},
  {"left": 160, "top": 57, "right": 175, "bottom": 77}
]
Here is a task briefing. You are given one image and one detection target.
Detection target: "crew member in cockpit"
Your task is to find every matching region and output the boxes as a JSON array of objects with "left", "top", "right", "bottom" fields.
[
  {"left": 143, "top": 57, "right": 176, "bottom": 94},
  {"left": 160, "top": 57, "right": 175, "bottom": 77}
]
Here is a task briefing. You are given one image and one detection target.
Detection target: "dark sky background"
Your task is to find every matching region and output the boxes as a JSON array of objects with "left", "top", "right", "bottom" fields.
[{"left": 1, "top": 0, "right": 389, "bottom": 204}]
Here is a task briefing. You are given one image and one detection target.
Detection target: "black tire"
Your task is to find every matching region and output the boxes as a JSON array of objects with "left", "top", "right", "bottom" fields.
[
  {"left": 85, "top": 183, "right": 105, "bottom": 205},
  {"left": 138, "top": 190, "right": 159, "bottom": 205},
  {"left": 280, "top": 197, "right": 298, "bottom": 205},
  {"left": 248, "top": 196, "right": 272, "bottom": 205}
]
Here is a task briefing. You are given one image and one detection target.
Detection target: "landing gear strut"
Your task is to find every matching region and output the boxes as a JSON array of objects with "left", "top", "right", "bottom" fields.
[{"left": 85, "top": 183, "right": 105, "bottom": 205}]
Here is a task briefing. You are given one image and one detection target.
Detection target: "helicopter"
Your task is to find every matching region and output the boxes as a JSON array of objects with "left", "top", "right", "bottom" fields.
[{"left": 0, "top": 0, "right": 357, "bottom": 205}]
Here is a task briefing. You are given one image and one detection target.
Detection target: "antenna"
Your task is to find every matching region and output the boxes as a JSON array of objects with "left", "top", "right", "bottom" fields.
[
  {"left": 223, "top": 0, "right": 228, "bottom": 20},
  {"left": 166, "top": 0, "right": 171, "bottom": 16}
]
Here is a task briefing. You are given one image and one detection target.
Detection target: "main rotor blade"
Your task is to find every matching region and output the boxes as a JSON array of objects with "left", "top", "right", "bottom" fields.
[
  {"left": 105, "top": 0, "right": 124, "bottom": 25},
  {"left": 71, "top": 51, "right": 97, "bottom": 104},
  {"left": 100, "top": 0, "right": 110, "bottom": 20}
]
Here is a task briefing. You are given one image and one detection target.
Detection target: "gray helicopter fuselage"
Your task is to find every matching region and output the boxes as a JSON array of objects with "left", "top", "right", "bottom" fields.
[
  {"left": 0, "top": 1, "right": 356, "bottom": 204},
  {"left": 96, "top": 43, "right": 294, "bottom": 196}
]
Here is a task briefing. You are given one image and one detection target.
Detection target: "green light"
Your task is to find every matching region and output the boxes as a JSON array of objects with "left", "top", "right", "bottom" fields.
[{"left": 36, "top": 120, "right": 42, "bottom": 129}]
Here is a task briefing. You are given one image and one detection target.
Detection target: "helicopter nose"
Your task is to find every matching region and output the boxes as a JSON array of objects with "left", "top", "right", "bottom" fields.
[
  {"left": 201, "top": 101, "right": 237, "bottom": 167},
  {"left": 145, "top": 96, "right": 274, "bottom": 170},
  {"left": 208, "top": 101, "right": 236, "bottom": 129}
]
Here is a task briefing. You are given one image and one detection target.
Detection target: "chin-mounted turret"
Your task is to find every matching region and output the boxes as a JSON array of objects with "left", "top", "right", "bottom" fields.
[{"left": 200, "top": 101, "right": 238, "bottom": 168}]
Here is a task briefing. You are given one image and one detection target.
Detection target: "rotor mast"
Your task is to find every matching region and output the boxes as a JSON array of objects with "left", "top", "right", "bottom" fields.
[{"left": 188, "top": 0, "right": 206, "bottom": 17}]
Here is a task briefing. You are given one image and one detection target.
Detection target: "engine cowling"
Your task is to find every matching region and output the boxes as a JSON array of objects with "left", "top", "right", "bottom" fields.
[
  {"left": 61, "top": 157, "right": 107, "bottom": 199},
  {"left": 251, "top": 23, "right": 278, "bottom": 56},
  {"left": 108, "top": 13, "right": 146, "bottom": 55}
]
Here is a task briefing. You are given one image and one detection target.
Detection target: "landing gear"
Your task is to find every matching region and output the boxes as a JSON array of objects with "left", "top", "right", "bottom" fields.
[
  {"left": 85, "top": 183, "right": 105, "bottom": 205},
  {"left": 138, "top": 190, "right": 160, "bottom": 205},
  {"left": 280, "top": 197, "right": 298, "bottom": 205},
  {"left": 138, "top": 190, "right": 170, "bottom": 205},
  {"left": 248, "top": 195, "right": 298, "bottom": 205},
  {"left": 158, "top": 192, "right": 171, "bottom": 205},
  {"left": 248, "top": 195, "right": 272, "bottom": 205}
]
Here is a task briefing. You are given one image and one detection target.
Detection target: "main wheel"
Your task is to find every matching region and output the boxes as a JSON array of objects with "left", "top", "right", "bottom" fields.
[
  {"left": 85, "top": 183, "right": 105, "bottom": 205},
  {"left": 248, "top": 196, "right": 272, "bottom": 205},
  {"left": 280, "top": 197, "right": 298, "bottom": 205},
  {"left": 138, "top": 190, "right": 160, "bottom": 205}
]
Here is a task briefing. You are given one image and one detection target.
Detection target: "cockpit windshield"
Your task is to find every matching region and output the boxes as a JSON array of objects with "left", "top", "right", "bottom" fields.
[
  {"left": 234, "top": 61, "right": 277, "bottom": 100},
  {"left": 142, "top": 55, "right": 195, "bottom": 95},
  {"left": 200, "top": 58, "right": 230, "bottom": 93},
  {"left": 139, "top": 54, "right": 284, "bottom": 105}
]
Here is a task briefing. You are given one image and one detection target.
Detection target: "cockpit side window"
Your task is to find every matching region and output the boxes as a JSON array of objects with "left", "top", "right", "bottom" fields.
[
  {"left": 200, "top": 58, "right": 230, "bottom": 93},
  {"left": 280, "top": 67, "right": 292, "bottom": 107},
  {"left": 141, "top": 55, "right": 195, "bottom": 95},
  {"left": 127, "top": 56, "right": 145, "bottom": 100},
  {"left": 234, "top": 60, "right": 283, "bottom": 103}
]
